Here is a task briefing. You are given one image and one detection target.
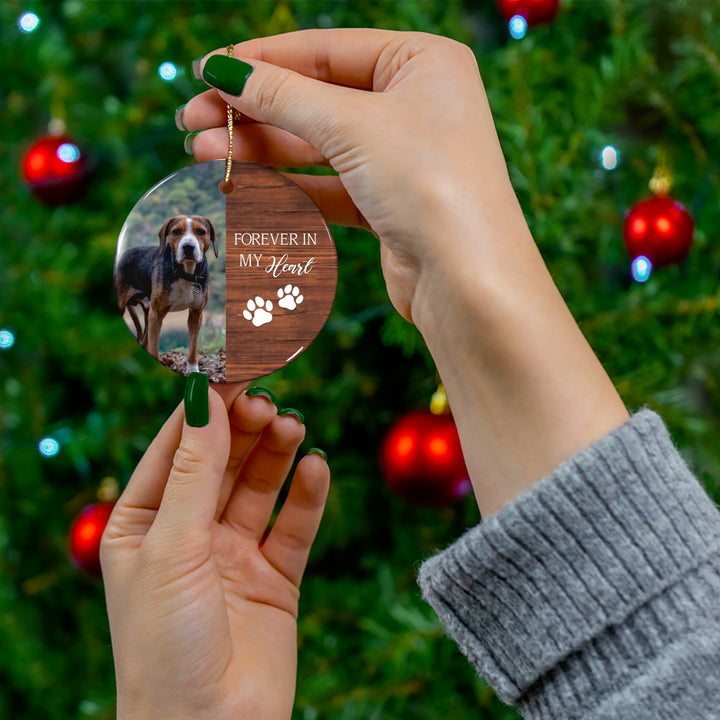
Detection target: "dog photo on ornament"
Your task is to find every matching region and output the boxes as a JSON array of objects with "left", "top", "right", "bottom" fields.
[{"left": 114, "top": 164, "right": 228, "bottom": 381}]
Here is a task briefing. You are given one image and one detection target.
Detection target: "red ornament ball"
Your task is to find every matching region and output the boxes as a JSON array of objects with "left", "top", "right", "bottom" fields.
[
  {"left": 497, "top": 0, "right": 560, "bottom": 25},
  {"left": 69, "top": 502, "right": 114, "bottom": 575},
  {"left": 623, "top": 195, "right": 694, "bottom": 268},
  {"left": 22, "top": 134, "right": 90, "bottom": 204},
  {"left": 380, "top": 410, "right": 471, "bottom": 507}
]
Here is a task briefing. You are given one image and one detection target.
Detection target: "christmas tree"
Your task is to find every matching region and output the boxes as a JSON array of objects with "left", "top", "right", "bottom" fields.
[{"left": 1, "top": 1, "right": 719, "bottom": 718}]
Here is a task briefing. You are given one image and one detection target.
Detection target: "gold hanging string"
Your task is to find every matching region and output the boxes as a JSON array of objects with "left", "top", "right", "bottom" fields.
[{"left": 219, "top": 44, "right": 238, "bottom": 195}]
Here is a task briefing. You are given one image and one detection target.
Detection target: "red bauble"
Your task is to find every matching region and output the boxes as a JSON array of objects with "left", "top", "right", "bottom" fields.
[
  {"left": 22, "top": 134, "right": 90, "bottom": 204},
  {"left": 69, "top": 503, "right": 114, "bottom": 575},
  {"left": 498, "top": 0, "right": 560, "bottom": 25},
  {"left": 623, "top": 195, "right": 694, "bottom": 268},
  {"left": 380, "top": 410, "right": 471, "bottom": 506}
]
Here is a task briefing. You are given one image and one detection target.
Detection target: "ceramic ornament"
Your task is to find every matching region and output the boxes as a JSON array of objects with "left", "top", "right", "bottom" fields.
[{"left": 114, "top": 159, "right": 337, "bottom": 383}]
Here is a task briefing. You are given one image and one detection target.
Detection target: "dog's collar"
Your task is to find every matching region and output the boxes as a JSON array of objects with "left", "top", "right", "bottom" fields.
[{"left": 164, "top": 255, "right": 208, "bottom": 294}]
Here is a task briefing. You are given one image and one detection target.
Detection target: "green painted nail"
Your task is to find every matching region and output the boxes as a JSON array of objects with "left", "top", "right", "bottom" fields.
[
  {"left": 184, "top": 372, "right": 209, "bottom": 427},
  {"left": 202, "top": 55, "right": 254, "bottom": 96},
  {"left": 174, "top": 104, "right": 187, "bottom": 131},
  {"left": 246, "top": 386, "right": 277, "bottom": 405},
  {"left": 308, "top": 447, "right": 327, "bottom": 462},
  {"left": 183, "top": 131, "right": 200, "bottom": 155},
  {"left": 279, "top": 408, "right": 305, "bottom": 424}
]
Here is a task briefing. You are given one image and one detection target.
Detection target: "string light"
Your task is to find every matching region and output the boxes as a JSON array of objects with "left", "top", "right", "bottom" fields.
[
  {"left": 0, "top": 329, "right": 15, "bottom": 349},
  {"left": 600, "top": 145, "right": 619, "bottom": 170},
  {"left": 39, "top": 437, "right": 61, "bottom": 457},
  {"left": 509, "top": 15, "right": 528, "bottom": 39},
  {"left": 631, "top": 255, "right": 652, "bottom": 283},
  {"left": 57, "top": 143, "right": 81, "bottom": 164},
  {"left": 158, "top": 62, "right": 178, "bottom": 81},
  {"left": 18, "top": 12, "right": 40, "bottom": 33}
]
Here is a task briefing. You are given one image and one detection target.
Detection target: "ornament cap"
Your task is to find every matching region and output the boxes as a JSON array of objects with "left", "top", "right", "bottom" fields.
[
  {"left": 97, "top": 476, "right": 120, "bottom": 503},
  {"left": 649, "top": 153, "right": 673, "bottom": 196},
  {"left": 430, "top": 383, "right": 449, "bottom": 415},
  {"left": 48, "top": 118, "right": 67, "bottom": 136},
  {"left": 648, "top": 171, "right": 673, "bottom": 196}
]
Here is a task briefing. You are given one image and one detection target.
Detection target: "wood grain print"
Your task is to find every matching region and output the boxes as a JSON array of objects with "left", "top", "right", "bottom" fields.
[{"left": 225, "top": 163, "right": 337, "bottom": 382}]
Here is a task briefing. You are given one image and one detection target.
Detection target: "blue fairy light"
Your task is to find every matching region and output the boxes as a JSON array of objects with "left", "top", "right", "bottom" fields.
[
  {"left": 632, "top": 255, "right": 652, "bottom": 283},
  {"left": 19, "top": 12, "right": 40, "bottom": 33},
  {"left": 39, "top": 437, "right": 61, "bottom": 457},
  {"left": 0, "top": 329, "right": 14, "bottom": 349},
  {"left": 158, "top": 62, "right": 178, "bottom": 81},
  {"left": 509, "top": 15, "right": 528, "bottom": 40},
  {"left": 600, "top": 145, "right": 619, "bottom": 171},
  {"left": 57, "top": 142, "right": 81, "bottom": 163}
]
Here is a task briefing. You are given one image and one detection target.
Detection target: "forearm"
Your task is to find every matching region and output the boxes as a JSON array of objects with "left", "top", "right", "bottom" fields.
[{"left": 411, "top": 192, "right": 629, "bottom": 517}]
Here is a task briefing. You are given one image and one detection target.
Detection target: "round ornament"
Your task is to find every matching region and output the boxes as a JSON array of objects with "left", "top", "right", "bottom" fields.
[
  {"left": 497, "top": 0, "right": 560, "bottom": 25},
  {"left": 623, "top": 195, "right": 694, "bottom": 268},
  {"left": 380, "top": 409, "right": 471, "bottom": 507},
  {"left": 22, "top": 134, "right": 90, "bottom": 204},
  {"left": 115, "top": 159, "right": 337, "bottom": 383},
  {"left": 69, "top": 502, "right": 114, "bottom": 576}
]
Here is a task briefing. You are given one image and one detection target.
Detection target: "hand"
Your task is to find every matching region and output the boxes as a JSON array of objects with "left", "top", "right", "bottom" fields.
[
  {"left": 181, "top": 29, "right": 628, "bottom": 518},
  {"left": 180, "top": 29, "right": 519, "bottom": 323},
  {"left": 101, "top": 381, "right": 329, "bottom": 720}
]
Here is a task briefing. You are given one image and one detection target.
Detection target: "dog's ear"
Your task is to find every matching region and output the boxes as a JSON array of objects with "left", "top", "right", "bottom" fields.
[
  {"left": 157, "top": 218, "right": 174, "bottom": 255},
  {"left": 204, "top": 218, "right": 218, "bottom": 258}
]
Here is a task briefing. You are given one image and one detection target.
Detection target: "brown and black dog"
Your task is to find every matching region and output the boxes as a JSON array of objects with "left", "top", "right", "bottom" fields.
[{"left": 114, "top": 215, "right": 218, "bottom": 374}]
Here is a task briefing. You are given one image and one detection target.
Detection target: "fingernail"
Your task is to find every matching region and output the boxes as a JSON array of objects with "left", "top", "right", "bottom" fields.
[
  {"left": 191, "top": 57, "right": 204, "bottom": 80},
  {"left": 202, "top": 55, "right": 254, "bottom": 96},
  {"left": 278, "top": 408, "right": 305, "bottom": 424},
  {"left": 184, "top": 372, "right": 209, "bottom": 427},
  {"left": 308, "top": 447, "right": 327, "bottom": 462},
  {"left": 184, "top": 131, "right": 200, "bottom": 155},
  {"left": 246, "top": 386, "right": 277, "bottom": 405},
  {"left": 174, "top": 104, "right": 187, "bottom": 131}
]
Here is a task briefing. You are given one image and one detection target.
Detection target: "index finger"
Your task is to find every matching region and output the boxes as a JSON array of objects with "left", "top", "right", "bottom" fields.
[
  {"left": 207, "top": 27, "right": 401, "bottom": 90},
  {"left": 108, "top": 386, "right": 240, "bottom": 522},
  {"left": 111, "top": 402, "right": 185, "bottom": 514},
  {"left": 182, "top": 28, "right": 402, "bottom": 132}
]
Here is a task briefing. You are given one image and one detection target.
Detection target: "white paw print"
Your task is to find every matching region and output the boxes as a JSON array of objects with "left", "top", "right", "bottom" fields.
[
  {"left": 277, "top": 284, "right": 304, "bottom": 311},
  {"left": 243, "top": 296, "right": 273, "bottom": 327}
]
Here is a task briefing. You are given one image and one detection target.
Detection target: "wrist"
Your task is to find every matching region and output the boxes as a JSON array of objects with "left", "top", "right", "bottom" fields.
[
  {"left": 115, "top": 675, "right": 195, "bottom": 720},
  {"left": 410, "top": 202, "right": 535, "bottom": 339},
  {"left": 116, "top": 698, "right": 201, "bottom": 720},
  {"left": 409, "top": 204, "right": 628, "bottom": 517},
  {"left": 407, "top": 169, "right": 531, "bottom": 317}
]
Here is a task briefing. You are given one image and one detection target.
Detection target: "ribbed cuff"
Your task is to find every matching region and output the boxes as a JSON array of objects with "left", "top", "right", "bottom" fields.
[{"left": 417, "top": 409, "right": 720, "bottom": 715}]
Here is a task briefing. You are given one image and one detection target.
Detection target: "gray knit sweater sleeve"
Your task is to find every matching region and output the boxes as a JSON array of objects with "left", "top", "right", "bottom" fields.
[{"left": 417, "top": 409, "right": 720, "bottom": 719}]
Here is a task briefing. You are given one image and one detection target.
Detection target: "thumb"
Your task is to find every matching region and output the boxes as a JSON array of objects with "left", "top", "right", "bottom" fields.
[
  {"left": 152, "top": 374, "right": 231, "bottom": 537},
  {"left": 199, "top": 53, "right": 361, "bottom": 157}
]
